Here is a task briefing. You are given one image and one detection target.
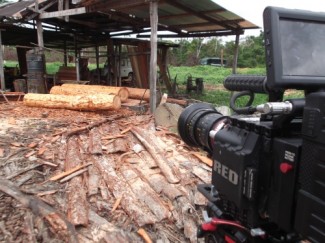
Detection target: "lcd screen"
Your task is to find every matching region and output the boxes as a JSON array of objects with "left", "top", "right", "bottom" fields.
[{"left": 280, "top": 19, "right": 325, "bottom": 77}]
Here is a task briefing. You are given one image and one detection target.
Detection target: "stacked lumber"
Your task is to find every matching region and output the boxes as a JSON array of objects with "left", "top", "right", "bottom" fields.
[{"left": 23, "top": 93, "right": 121, "bottom": 111}]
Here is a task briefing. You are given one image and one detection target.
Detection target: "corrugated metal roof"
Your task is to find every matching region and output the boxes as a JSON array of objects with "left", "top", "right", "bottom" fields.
[
  {"left": 101, "top": 0, "right": 258, "bottom": 36},
  {"left": 0, "top": 0, "right": 259, "bottom": 48}
]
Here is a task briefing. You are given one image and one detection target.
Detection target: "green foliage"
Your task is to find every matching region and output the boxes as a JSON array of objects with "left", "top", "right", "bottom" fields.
[
  {"left": 169, "top": 31, "right": 266, "bottom": 68},
  {"left": 237, "top": 32, "right": 265, "bottom": 68}
]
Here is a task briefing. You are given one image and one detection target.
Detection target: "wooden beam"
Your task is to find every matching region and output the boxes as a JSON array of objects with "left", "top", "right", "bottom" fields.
[
  {"left": 0, "top": 30, "right": 5, "bottom": 90},
  {"left": 65, "top": 0, "right": 69, "bottom": 22},
  {"left": 169, "top": 19, "right": 245, "bottom": 30},
  {"left": 24, "top": 0, "right": 59, "bottom": 21},
  {"left": 149, "top": 0, "right": 158, "bottom": 113},
  {"left": 137, "top": 29, "right": 244, "bottom": 38},
  {"left": 35, "top": 1, "right": 44, "bottom": 52},
  {"left": 98, "top": 8, "right": 183, "bottom": 35},
  {"left": 159, "top": 9, "right": 226, "bottom": 20},
  {"left": 58, "top": 0, "right": 63, "bottom": 11},
  {"left": 87, "top": 0, "right": 148, "bottom": 11},
  {"left": 40, "top": 7, "right": 86, "bottom": 19},
  {"left": 232, "top": 33, "right": 240, "bottom": 74},
  {"left": 66, "top": 18, "right": 98, "bottom": 28}
]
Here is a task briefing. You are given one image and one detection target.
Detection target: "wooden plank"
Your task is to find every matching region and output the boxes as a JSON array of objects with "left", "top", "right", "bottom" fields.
[{"left": 40, "top": 7, "right": 86, "bottom": 19}]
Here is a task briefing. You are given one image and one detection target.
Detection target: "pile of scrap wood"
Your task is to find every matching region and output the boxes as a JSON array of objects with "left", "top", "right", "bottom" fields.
[{"left": 0, "top": 101, "right": 212, "bottom": 242}]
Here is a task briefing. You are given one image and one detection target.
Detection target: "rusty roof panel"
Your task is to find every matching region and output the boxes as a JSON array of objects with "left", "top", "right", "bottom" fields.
[{"left": 0, "top": 1, "right": 34, "bottom": 17}]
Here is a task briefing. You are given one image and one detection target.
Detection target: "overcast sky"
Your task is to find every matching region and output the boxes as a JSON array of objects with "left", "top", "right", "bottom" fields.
[{"left": 214, "top": 0, "right": 325, "bottom": 36}]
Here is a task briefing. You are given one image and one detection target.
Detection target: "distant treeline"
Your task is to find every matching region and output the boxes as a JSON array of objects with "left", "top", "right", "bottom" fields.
[{"left": 167, "top": 31, "right": 265, "bottom": 68}]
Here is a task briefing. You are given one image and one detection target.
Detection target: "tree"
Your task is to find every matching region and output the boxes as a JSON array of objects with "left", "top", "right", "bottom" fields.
[
  {"left": 237, "top": 31, "right": 265, "bottom": 68},
  {"left": 199, "top": 37, "right": 224, "bottom": 59}
]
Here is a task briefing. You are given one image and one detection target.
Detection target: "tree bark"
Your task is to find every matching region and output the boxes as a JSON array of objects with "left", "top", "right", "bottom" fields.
[
  {"left": 65, "top": 137, "right": 89, "bottom": 226},
  {"left": 0, "top": 177, "right": 78, "bottom": 243},
  {"left": 24, "top": 93, "right": 121, "bottom": 111},
  {"left": 91, "top": 154, "right": 157, "bottom": 226},
  {"left": 131, "top": 127, "right": 180, "bottom": 184}
]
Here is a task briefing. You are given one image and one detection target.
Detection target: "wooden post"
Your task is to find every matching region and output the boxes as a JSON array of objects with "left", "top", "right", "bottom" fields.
[
  {"left": 107, "top": 39, "right": 114, "bottom": 86},
  {"left": 106, "top": 40, "right": 110, "bottom": 85},
  {"left": 74, "top": 35, "right": 80, "bottom": 81},
  {"left": 118, "top": 44, "right": 121, "bottom": 87},
  {"left": 36, "top": 22, "right": 44, "bottom": 51},
  {"left": 221, "top": 49, "right": 224, "bottom": 66},
  {"left": 149, "top": 0, "right": 158, "bottom": 113},
  {"left": 64, "top": 39, "right": 68, "bottom": 67},
  {"left": 58, "top": 0, "right": 63, "bottom": 11},
  {"left": 0, "top": 30, "right": 5, "bottom": 90},
  {"left": 65, "top": 0, "right": 69, "bottom": 22},
  {"left": 232, "top": 33, "right": 240, "bottom": 74},
  {"left": 35, "top": 0, "right": 44, "bottom": 52},
  {"left": 95, "top": 44, "right": 100, "bottom": 83},
  {"left": 113, "top": 45, "right": 118, "bottom": 86}
]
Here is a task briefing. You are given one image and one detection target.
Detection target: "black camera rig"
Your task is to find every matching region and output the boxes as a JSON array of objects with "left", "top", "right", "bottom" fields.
[{"left": 178, "top": 6, "right": 325, "bottom": 243}]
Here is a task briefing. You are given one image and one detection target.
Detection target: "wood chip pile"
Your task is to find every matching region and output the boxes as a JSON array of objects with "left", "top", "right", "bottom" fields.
[{"left": 0, "top": 101, "right": 212, "bottom": 242}]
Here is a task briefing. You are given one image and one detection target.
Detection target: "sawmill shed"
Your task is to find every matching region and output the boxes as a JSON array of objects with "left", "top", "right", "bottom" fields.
[
  {"left": 0, "top": 1, "right": 261, "bottom": 242},
  {"left": 0, "top": 0, "right": 258, "bottom": 112}
]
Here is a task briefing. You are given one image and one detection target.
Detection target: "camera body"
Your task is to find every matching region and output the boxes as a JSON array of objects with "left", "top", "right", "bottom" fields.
[{"left": 178, "top": 6, "right": 325, "bottom": 243}]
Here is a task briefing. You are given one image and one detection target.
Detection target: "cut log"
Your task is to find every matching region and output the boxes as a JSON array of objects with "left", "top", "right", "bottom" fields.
[
  {"left": 127, "top": 87, "right": 150, "bottom": 101},
  {"left": 55, "top": 84, "right": 129, "bottom": 102},
  {"left": 23, "top": 93, "right": 121, "bottom": 111},
  {"left": 65, "top": 137, "right": 89, "bottom": 226}
]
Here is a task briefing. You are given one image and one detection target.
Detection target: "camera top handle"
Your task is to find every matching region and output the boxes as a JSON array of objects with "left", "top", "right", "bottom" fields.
[{"left": 224, "top": 75, "right": 285, "bottom": 114}]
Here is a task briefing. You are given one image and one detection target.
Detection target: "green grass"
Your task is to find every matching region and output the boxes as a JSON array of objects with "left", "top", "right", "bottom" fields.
[{"left": 168, "top": 65, "right": 303, "bottom": 107}]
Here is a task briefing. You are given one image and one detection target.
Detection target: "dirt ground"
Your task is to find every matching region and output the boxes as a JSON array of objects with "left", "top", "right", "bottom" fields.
[{"left": 0, "top": 100, "right": 211, "bottom": 243}]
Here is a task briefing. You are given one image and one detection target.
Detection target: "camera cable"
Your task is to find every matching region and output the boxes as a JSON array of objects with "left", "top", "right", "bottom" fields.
[{"left": 230, "top": 90, "right": 257, "bottom": 115}]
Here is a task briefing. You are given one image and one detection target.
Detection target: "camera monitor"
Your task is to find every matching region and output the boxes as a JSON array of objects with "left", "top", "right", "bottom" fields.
[{"left": 264, "top": 6, "right": 325, "bottom": 90}]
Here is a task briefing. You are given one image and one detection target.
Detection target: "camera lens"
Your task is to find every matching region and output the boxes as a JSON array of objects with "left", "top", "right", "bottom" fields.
[{"left": 178, "top": 103, "right": 228, "bottom": 152}]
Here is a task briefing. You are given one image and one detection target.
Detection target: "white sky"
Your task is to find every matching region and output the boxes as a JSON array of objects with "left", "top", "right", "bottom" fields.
[{"left": 213, "top": 0, "right": 325, "bottom": 37}]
